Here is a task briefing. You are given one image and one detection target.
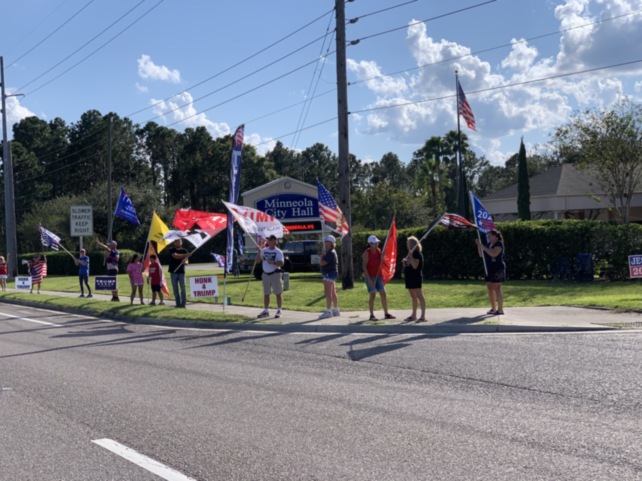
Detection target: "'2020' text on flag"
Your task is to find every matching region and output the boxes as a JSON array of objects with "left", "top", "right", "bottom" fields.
[
  {"left": 469, "top": 192, "right": 496, "bottom": 234},
  {"left": 316, "top": 180, "right": 349, "bottom": 237}
]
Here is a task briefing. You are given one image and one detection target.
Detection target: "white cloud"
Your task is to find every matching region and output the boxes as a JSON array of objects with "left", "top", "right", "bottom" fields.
[
  {"left": 135, "top": 82, "right": 149, "bottom": 93},
  {"left": 6, "top": 94, "right": 36, "bottom": 136},
  {"left": 245, "top": 132, "right": 276, "bottom": 156},
  {"left": 137, "top": 54, "right": 181, "bottom": 83},
  {"left": 150, "top": 91, "right": 229, "bottom": 138}
]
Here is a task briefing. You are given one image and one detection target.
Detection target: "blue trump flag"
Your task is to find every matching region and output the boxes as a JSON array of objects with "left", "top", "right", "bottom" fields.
[
  {"left": 114, "top": 187, "right": 140, "bottom": 225},
  {"left": 469, "top": 191, "right": 496, "bottom": 234},
  {"left": 226, "top": 125, "right": 244, "bottom": 273}
]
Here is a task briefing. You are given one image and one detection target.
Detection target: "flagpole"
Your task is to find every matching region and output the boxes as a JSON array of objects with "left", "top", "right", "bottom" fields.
[
  {"left": 469, "top": 191, "right": 489, "bottom": 275},
  {"left": 455, "top": 71, "right": 466, "bottom": 217}
]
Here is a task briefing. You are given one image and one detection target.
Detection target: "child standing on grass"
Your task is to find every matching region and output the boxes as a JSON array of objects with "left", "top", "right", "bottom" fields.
[
  {"left": 147, "top": 254, "right": 165, "bottom": 306},
  {"left": 127, "top": 254, "right": 145, "bottom": 305},
  {"left": 0, "top": 256, "right": 7, "bottom": 291}
]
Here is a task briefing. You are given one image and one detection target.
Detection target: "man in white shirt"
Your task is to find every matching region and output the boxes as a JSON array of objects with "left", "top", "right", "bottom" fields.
[{"left": 255, "top": 235, "right": 284, "bottom": 318}]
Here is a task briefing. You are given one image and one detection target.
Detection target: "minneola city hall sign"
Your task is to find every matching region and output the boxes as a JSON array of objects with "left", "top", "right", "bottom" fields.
[{"left": 241, "top": 177, "right": 323, "bottom": 236}]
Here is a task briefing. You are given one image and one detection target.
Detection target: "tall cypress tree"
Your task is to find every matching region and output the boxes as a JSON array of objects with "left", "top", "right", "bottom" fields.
[{"left": 517, "top": 137, "right": 531, "bottom": 220}]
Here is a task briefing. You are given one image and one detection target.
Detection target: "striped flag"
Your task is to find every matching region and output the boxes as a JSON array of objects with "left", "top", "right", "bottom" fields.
[
  {"left": 39, "top": 225, "right": 60, "bottom": 251},
  {"left": 316, "top": 180, "right": 349, "bottom": 237},
  {"left": 457, "top": 79, "right": 476, "bottom": 131}
]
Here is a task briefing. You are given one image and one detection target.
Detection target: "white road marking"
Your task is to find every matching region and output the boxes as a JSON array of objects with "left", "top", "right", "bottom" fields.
[
  {"left": 93, "top": 438, "right": 197, "bottom": 481},
  {"left": 0, "top": 311, "right": 62, "bottom": 327}
]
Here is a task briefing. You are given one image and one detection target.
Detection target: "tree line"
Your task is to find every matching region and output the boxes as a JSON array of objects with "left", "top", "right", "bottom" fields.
[{"left": 2, "top": 98, "right": 641, "bottom": 254}]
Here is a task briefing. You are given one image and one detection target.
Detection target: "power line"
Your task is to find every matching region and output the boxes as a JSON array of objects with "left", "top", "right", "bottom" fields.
[
  {"left": 347, "top": 0, "right": 418, "bottom": 24},
  {"left": 17, "top": 0, "right": 148, "bottom": 93},
  {"left": 7, "top": 0, "right": 98, "bottom": 69},
  {"left": 126, "top": 7, "right": 335, "bottom": 118},
  {"left": 349, "top": 58, "right": 642, "bottom": 116},
  {"left": 347, "top": 0, "right": 496, "bottom": 46}
]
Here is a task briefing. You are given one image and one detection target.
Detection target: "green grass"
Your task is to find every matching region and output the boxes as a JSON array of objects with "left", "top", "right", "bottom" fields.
[{"left": 4, "top": 270, "right": 641, "bottom": 313}]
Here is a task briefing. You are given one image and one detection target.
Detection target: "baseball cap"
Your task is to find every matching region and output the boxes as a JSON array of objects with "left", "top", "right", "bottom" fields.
[
  {"left": 367, "top": 235, "right": 380, "bottom": 244},
  {"left": 267, "top": 235, "right": 277, "bottom": 240},
  {"left": 324, "top": 235, "right": 336, "bottom": 244}
]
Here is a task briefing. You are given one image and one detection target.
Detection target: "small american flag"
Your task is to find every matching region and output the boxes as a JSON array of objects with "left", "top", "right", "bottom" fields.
[
  {"left": 233, "top": 124, "right": 244, "bottom": 149},
  {"left": 457, "top": 79, "right": 476, "bottom": 131},
  {"left": 317, "top": 180, "right": 349, "bottom": 237}
]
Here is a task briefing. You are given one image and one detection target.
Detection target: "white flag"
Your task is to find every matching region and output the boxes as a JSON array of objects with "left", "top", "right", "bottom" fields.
[
  {"left": 183, "top": 229, "right": 213, "bottom": 249},
  {"left": 222, "top": 201, "right": 286, "bottom": 238}
]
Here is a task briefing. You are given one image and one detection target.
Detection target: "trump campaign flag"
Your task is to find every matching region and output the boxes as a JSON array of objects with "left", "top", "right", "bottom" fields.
[
  {"left": 39, "top": 225, "right": 61, "bottom": 251},
  {"left": 380, "top": 219, "right": 397, "bottom": 284},
  {"left": 211, "top": 253, "right": 226, "bottom": 268},
  {"left": 227, "top": 125, "right": 244, "bottom": 272},
  {"left": 222, "top": 201, "right": 286, "bottom": 240},
  {"left": 114, "top": 187, "right": 140, "bottom": 225},
  {"left": 317, "top": 180, "right": 349, "bottom": 237},
  {"left": 469, "top": 192, "right": 496, "bottom": 234}
]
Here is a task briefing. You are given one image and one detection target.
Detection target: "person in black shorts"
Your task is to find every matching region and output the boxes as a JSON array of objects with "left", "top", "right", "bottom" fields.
[
  {"left": 475, "top": 229, "right": 506, "bottom": 315},
  {"left": 402, "top": 236, "right": 426, "bottom": 322}
]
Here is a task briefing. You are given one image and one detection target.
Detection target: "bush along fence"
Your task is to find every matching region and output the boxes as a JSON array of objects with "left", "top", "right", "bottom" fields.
[{"left": 349, "top": 220, "right": 642, "bottom": 281}]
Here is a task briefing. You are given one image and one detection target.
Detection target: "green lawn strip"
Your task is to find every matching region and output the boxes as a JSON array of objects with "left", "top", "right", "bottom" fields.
[
  {"left": 0, "top": 292, "right": 249, "bottom": 324},
  {"left": 4, "top": 271, "right": 641, "bottom": 312}
]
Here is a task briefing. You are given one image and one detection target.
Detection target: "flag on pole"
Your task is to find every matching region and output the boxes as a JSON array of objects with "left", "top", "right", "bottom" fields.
[
  {"left": 147, "top": 212, "right": 171, "bottom": 252},
  {"left": 114, "top": 187, "right": 141, "bottom": 225},
  {"left": 173, "top": 209, "right": 227, "bottom": 232},
  {"left": 439, "top": 213, "right": 477, "bottom": 230},
  {"left": 227, "top": 124, "right": 244, "bottom": 273},
  {"left": 222, "top": 201, "right": 286, "bottom": 239},
  {"left": 211, "top": 253, "right": 226, "bottom": 268},
  {"left": 457, "top": 79, "right": 476, "bottom": 131},
  {"left": 469, "top": 192, "right": 496, "bottom": 234},
  {"left": 380, "top": 219, "right": 398, "bottom": 285},
  {"left": 39, "top": 225, "right": 61, "bottom": 251},
  {"left": 316, "top": 180, "right": 349, "bottom": 237}
]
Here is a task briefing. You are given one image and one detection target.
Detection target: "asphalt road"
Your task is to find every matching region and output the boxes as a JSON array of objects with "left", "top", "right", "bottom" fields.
[{"left": 1, "top": 303, "right": 641, "bottom": 480}]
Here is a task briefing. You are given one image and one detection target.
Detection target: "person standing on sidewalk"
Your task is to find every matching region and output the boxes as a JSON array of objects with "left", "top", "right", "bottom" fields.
[
  {"left": 318, "top": 235, "right": 340, "bottom": 319},
  {"left": 0, "top": 255, "right": 8, "bottom": 291},
  {"left": 168, "top": 238, "right": 190, "bottom": 308},
  {"left": 402, "top": 236, "right": 425, "bottom": 322},
  {"left": 362, "top": 235, "right": 395, "bottom": 321},
  {"left": 28, "top": 254, "right": 47, "bottom": 294},
  {"left": 147, "top": 254, "right": 165, "bottom": 306},
  {"left": 255, "top": 235, "right": 284, "bottom": 319},
  {"left": 73, "top": 248, "right": 92, "bottom": 298},
  {"left": 96, "top": 239, "right": 120, "bottom": 301},
  {"left": 475, "top": 229, "right": 506, "bottom": 315},
  {"left": 127, "top": 254, "right": 145, "bottom": 305}
]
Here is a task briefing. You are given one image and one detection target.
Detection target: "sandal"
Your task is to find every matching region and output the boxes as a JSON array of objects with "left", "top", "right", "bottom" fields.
[
  {"left": 497, "top": 310, "right": 505, "bottom": 315},
  {"left": 416, "top": 318, "right": 427, "bottom": 323},
  {"left": 369, "top": 315, "right": 377, "bottom": 321},
  {"left": 384, "top": 313, "right": 396, "bottom": 320},
  {"left": 404, "top": 316, "right": 416, "bottom": 322},
  {"left": 487, "top": 309, "right": 498, "bottom": 315}
]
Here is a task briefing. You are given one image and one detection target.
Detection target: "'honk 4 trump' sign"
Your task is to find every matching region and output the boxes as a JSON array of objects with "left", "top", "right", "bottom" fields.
[{"left": 189, "top": 275, "right": 218, "bottom": 299}]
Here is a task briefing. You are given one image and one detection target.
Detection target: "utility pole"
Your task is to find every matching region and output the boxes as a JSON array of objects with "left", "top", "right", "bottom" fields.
[
  {"left": 1, "top": 57, "right": 19, "bottom": 278},
  {"left": 107, "top": 115, "right": 113, "bottom": 242},
  {"left": 335, "top": 0, "right": 354, "bottom": 289}
]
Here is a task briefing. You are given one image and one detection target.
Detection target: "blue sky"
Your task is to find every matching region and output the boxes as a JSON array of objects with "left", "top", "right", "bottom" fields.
[{"left": 2, "top": 0, "right": 642, "bottom": 167}]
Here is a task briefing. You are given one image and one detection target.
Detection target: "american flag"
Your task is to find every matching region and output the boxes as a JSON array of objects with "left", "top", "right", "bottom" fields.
[
  {"left": 233, "top": 124, "right": 244, "bottom": 148},
  {"left": 316, "top": 180, "right": 349, "bottom": 237},
  {"left": 39, "top": 226, "right": 60, "bottom": 251},
  {"left": 457, "top": 79, "right": 476, "bottom": 131}
]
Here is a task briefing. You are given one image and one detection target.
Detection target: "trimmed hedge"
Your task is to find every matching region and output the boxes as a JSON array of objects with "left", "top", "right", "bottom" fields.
[{"left": 350, "top": 220, "right": 642, "bottom": 280}]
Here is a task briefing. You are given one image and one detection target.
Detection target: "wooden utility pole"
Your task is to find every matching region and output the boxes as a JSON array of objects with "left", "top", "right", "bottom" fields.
[{"left": 335, "top": 0, "right": 354, "bottom": 288}]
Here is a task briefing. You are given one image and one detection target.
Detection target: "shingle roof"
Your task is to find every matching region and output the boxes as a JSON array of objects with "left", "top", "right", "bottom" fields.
[{"left": 483, "top": 164, "right": 600, "bottom": 201}]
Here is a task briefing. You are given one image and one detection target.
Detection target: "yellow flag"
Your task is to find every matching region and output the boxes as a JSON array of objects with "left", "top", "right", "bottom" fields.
[{"left": 148, "top": 212, "right": 170, "bottom": 252}]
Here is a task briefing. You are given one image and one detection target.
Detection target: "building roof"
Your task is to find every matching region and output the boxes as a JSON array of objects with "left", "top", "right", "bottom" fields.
[
  {"left": 241, "top": 176, "right": 315, "bottom": 197},
  {"left": 483, "top": 164, "right": 601, "bottom": 201}
]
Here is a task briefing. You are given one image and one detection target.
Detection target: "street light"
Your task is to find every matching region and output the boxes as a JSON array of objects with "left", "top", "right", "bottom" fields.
[{"left": 1, "top": 56, "right": 24, "bottom": 278}]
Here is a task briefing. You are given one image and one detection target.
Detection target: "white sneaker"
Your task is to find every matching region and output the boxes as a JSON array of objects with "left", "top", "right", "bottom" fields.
[
  {"left": 318, "top": 310, "right": 332, "bottom": 319},
  {"left": 332, "top": 308, "right": 341, "bottom": 317},
  {"left": 275, "top": 309, "right": 282, "bottom": 319},
  {"left": 257, "top": 309, "right": 270, "bottom": 318}
]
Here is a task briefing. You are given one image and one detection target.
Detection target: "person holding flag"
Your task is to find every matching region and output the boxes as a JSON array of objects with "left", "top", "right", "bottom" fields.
[
  {"left": 402, "top": 236, "right": 426, "bottom": 323},
  {"left": 73, "top": 248, "right": 92, "bottom": 298},
  {"left": 475, "top": 229, "right": 506, "bottom": 315},
  {"left": 362, "top": 235, "right": 395, "bottom": 322},
  {"left": 96, "top": 239, "right": 121, "bottom": 302},
  {"left": 168, "top": 238, "right": 191, "bottom": 308},
  {"left": 27, "top": 254, "right": 47, "bottom": 294}
]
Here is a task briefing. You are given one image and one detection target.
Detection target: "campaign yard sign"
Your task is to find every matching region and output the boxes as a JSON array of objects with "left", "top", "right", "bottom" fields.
[
  {"left": 628, "top": 255, "right": 642, "bottom": 278},
  {"left": 189, "top": 275, "right": 219, "bottom": 299},
  {"left": 95, "top": 276, "right": 117, "bottom": 291},
  {"left": 15, "top": 276, "right": 32, "bottom": 290}
]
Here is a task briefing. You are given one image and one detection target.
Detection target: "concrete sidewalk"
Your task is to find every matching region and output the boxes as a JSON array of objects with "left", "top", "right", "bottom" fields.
[{"left": 5, "top": 288, "right": 641, "bottom": 333}]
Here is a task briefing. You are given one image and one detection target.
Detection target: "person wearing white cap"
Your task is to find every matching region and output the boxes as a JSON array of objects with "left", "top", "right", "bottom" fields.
[
  {"left": 318, "top": 235, "right": 340, "bottom": 319},
  {"left": 96, "top": 239, "right": 120, "bottom": 302},
  {"left": 362, "top": 235, "right": 395, "bottom": 321}
]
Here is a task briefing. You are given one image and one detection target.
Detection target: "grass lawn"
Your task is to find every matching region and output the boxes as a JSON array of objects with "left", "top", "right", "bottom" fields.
[{"left": 3, "top": 270, "right": 641, "bottom": 312}]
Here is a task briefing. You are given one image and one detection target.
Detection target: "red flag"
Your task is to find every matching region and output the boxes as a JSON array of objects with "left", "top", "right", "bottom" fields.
[
  {"left": 439, "top": 213, "right": 477, "bottom": 230},
  {"left": 143, "top": 242, "right": 171, "bottom": 299},
  {"left": 380, "top": 219, "right": 397, "bottom": 285},
  {"left": 173, "top": 209, "right": 227, "bottom": 232},
  {"left": 457, "top": 79, "right": 476, "bottom": 131}
]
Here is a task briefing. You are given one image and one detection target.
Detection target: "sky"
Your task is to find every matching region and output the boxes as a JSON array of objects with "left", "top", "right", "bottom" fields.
[{"left": 2, "top": 0, "right": 642, "bottom": 167}]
